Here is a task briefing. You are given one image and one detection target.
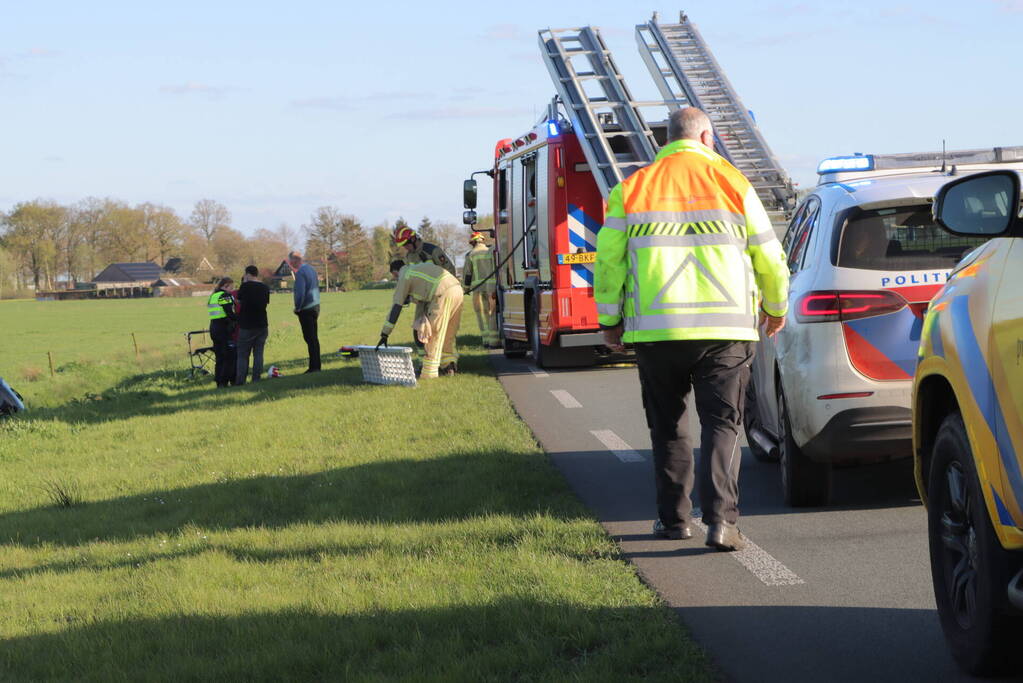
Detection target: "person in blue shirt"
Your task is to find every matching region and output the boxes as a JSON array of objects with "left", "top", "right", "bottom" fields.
[{"left": 289, "top": 250, "right": 321, "bottom": 373}]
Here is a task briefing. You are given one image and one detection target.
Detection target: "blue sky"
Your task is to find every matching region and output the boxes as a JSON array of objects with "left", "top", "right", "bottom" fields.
[{"left": 2, "top": 0, "right": 1021, "bottom": 235}]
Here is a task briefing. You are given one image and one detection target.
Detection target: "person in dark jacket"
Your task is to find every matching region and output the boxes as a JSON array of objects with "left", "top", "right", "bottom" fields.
[
  {"left": 207, "top": 276, "right": 237, "bottom": 388},
  {"left": 235, "top": 265, "right": 271, "bottom": 385}
]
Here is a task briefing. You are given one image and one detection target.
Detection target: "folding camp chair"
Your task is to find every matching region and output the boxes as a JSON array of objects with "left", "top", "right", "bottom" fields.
[{"left": 185, "top": 330, "right": 215, "bottom": 377}]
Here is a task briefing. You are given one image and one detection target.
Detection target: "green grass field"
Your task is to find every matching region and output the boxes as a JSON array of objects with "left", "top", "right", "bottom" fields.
[{"left": 0, "top": 292, "right": 713, "bottom": 682}]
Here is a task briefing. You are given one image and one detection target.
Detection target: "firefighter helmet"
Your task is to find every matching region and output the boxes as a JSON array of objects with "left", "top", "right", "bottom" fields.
[
  {"left": 393, "top": 226, "right": 416, "bottom": 246},
  {"left": 469, "top": 231, "right": 485, "bottom": 244}
]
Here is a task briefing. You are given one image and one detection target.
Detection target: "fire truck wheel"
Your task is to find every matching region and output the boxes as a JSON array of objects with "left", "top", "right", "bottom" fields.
[
  {"left": 500, "top": 319, "right": 527, "bottom": 359},
  {"left": 529, "top": 301, "right": 593, "bottom": 369}
]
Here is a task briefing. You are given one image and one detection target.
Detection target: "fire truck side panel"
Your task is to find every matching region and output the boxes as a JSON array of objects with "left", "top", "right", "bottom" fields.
[
  {"left": 549, "top": 133, "right": 602, "bottom": 337},
  {"left": 492, "top": 125, "right": 605, "bottom": 349}
]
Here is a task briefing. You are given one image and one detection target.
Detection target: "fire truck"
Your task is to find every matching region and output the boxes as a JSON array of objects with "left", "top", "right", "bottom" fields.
[{"left": 462, "top": 13, "right": 796, "bottom": 368}]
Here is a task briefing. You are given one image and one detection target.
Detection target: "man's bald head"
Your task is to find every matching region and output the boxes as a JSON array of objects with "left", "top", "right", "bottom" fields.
[{"left": 667, "top": 107, "right": 712, "bottom": 143}]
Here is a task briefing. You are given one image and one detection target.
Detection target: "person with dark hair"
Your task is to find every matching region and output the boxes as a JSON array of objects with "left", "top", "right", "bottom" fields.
[
  {"left": 289, "top": 251, "right": 321, "bottom": 373},
  {"left": 235, "top": 265, "right": 271, "bottom": 385},
  {"left": 207, "top": 276, "right": 237, "bottom": 388}
]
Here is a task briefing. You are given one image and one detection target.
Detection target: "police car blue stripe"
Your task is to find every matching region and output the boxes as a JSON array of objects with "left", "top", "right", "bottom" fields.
[
  {"left": 951, "top": 295, "right": 1023, "bottom": 523},
  {"left": 844, "top": 307, "right": 920, "bottom": 377},
  {"left": 993, "top": 486, "right": 1017, "bottom": 526}
]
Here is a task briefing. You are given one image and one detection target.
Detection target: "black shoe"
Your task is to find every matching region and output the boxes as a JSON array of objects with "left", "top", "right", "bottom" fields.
[
  {"left": 705, "top": 522, "right": 747, "bottom": 552},
  {"left": 652, "top": 519, "right": 692, "bottom": 540},
  {"left": 441, "top": 363, "right": 457, "bottom": 376}
]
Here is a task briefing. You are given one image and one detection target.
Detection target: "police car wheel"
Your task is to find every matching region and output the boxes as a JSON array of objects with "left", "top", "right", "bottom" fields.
[
  {"left": 928, "top": 412, "right": 1022, "bottom": 676},
  {"left": 743, "top": 375, "right": 777, "bottom": 463},
  {"left": 777, "top": 384, "right": 831, "bottom": 507}
]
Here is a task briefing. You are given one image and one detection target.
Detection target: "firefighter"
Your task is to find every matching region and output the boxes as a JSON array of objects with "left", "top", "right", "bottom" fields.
[
  {"left": 392, "top": 226, "right": 457, "bottom": 277},
  {"left": 462, "top": 231, "right": 499, "bottom": 348},
  {"left": 379, "top": 260, "right": 463, "bottom": 378},
  {"left": 207, "top": 276, "right": 238, "bottom": 388},
  {"left": 594, "top": 107, "right": 789, "bottom": 551}
]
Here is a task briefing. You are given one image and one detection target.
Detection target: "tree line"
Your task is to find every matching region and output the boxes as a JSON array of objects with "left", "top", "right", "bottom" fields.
[{"left": 0, "top": 197, "right": 483, "bottom": 298}]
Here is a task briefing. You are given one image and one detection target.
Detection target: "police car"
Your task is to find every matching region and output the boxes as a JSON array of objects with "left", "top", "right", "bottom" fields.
[
  {"left": 915, "top": 169, "right": 1023, "bottom": 675},
  {"left": 743, "top": 147, "right": 1023, "bottom": 507}
]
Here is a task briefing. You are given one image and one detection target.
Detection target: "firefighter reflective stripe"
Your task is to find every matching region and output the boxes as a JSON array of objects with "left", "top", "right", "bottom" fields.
[
  {"left": 742, "top": 184, "right": 788, "bottom": 317},
  {"left": 624, "top": 312, "right": 757, "bottom": 332},
  {"left": 748, "top": 230, "right": 778, "bottom": 247},
  {"left": 409, "top": 242, "right": 457, "bottom": 277},
  {"left": 603, "top": 216, "right": 627, "bottom": 232},
  {"left": 383, "top": 263, "right": 461, "bottom": 336},
  {"left": 594, "top": 138, "right": 789, "bottom": 343},
  {"left": 208, "top": 291, "right": 229, "bottom": 319},
  {"left": 466, "top": 245, "right": 495, "bottom": 287},
  {"left": 627, "top": 209, "right": 747, "bottom": 226},
  {"left": 629, "top": 233, "right": 744, "bottom": 249}
]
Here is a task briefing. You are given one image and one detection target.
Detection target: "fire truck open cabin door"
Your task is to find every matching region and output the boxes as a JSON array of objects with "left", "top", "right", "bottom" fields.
[{"left": 491, "top": 119, "right": 605, "bottom": 368}]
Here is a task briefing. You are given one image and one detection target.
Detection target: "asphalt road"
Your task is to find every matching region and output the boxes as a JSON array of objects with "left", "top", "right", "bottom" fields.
[{"left": 492, "top": 354, "right": 1005, "bottom": 683}]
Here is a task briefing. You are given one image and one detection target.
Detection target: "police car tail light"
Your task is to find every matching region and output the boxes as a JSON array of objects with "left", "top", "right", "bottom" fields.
[{"left": 796, "top": 290, "right": 907, "bottom": 323}]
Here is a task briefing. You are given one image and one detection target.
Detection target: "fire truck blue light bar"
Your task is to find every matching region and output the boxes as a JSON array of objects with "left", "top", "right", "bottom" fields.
[{"left": 547, "top": 120, "right": 560, "bottom": 137}]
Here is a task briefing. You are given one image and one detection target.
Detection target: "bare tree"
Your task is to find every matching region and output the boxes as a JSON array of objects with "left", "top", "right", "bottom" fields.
[
  {"left": 189, "top": 199, "right": 231, "bottom": 242},
  {"left": 140, "top": 203, "right": 185, "bottom": 265},
  {"left": 304, "top": 206, "right": 344, "bottom": 289}
]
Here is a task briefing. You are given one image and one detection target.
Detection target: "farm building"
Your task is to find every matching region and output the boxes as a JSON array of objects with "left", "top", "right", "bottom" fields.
[{"left": 90, "top": 262, "right": 163, "bottom": 298}]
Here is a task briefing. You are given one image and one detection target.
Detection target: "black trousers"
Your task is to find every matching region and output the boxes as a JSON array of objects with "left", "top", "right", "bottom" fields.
[
  {"left": 209, "top": 319, "right": 237, "bottom": 388},
  {"left": 635, "top": 339, "right": 755, "bottom": 527},
  {"left": 235, "top": 327, "right": 268, "bottom": 385},
  {"left": 297, "top": 305, "right": 321, "bottom": 371}
]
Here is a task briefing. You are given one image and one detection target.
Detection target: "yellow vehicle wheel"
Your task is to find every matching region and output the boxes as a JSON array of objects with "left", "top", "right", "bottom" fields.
[{"left": 928, "top": 412, "right": 1022, "bottom": 676}]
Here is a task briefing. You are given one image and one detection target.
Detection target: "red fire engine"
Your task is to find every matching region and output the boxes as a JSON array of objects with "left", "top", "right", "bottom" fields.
[
  {"left": 461, "top": 17, "right": 795, "bottom": 368},
  {"left": 464, "top": 108, "right": 611, "bottom": 368}
]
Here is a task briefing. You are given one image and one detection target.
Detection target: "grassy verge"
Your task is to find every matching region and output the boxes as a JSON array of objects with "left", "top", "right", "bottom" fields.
[{"left": 0, "top": 292, "right": 713, "bottom": 681}]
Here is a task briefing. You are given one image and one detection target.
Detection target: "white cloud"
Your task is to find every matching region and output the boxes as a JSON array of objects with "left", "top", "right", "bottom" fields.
[
  {"left": 292, "top": 91, "right": 435, "bottom": 110},
  {"left": 387, "top": 105, "right": 531, "bottom": 120},
  {"left": 291, "top": 96, "right": 352, "bottom": 110},
  {"left": 159, "top": 82, "right": 237, "bottom": 98},
  {"left": 480, "top": 24, "right": 527, "bottom": 41}
]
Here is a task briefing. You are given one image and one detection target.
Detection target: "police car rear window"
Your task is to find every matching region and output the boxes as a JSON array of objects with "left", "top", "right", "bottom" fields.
[{"left": 834, "top": 204, "right": 988, "bottom": 271}]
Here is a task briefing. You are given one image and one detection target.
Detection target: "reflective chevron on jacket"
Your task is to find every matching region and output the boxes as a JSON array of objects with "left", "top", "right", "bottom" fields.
[{"left": 594, "top": 139, "right": 789, "bottom": 343}]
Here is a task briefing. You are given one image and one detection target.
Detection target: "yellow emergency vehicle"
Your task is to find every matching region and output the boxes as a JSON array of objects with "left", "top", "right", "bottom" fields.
[{"left": 914, "top": 169, "right": 1023, "bottom": 676}]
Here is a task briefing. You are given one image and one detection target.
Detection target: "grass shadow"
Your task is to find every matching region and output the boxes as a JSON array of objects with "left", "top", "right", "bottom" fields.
[
  {"left": 0, "top": 451, "right": 580, "bottom": 549},
  {"left": 0, "top": 601, "right": 709, "bottom": 682}
]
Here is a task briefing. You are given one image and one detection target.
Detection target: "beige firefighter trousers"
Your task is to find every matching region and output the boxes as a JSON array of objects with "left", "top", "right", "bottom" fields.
[
  {"left": 422, "top": 283, "right": 463, "bottom": 378},
  {"left": 471, "top": 286, "right": 498, "bottom": 346}
]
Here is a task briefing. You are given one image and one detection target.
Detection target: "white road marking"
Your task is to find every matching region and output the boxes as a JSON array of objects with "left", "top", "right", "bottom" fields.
[
  {"left": 590, "top": 429, "right": 645, "bottom": 463},
  {"left": 690, "top": 511, "right": 805, "bottom": 586},
  {"left": 530, "top": 366, "right": 549, "bottom": 377},
  {"left": 550, "top": 389, "right": 582, "bottom": 408}
]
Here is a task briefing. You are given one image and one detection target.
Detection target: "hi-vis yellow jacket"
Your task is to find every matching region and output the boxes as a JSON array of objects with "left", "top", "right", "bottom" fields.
[{"left": 594, "top": 139, "right": 789, "bottom": 343}]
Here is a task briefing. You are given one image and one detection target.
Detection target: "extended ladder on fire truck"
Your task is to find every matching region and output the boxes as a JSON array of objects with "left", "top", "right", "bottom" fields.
[
  {"left": 635, "top": 12, "right": 797, "bottom": 226},
  {"left": 538, "top": 26, "right": 668, "bottom": 199}
]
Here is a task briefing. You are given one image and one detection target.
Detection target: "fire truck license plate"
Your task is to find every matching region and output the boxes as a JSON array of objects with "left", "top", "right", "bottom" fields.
[{"left": 558, "top": 252, "right": 597, "bottom": 265}]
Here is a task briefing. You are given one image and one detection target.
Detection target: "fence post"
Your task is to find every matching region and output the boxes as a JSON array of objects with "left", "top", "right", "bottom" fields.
[
  {"left": 131, "top": 333, "right": 140, "bottom": 361},
  {"left": 48, "top": 351, "right": 55, "bottom": 377}
]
